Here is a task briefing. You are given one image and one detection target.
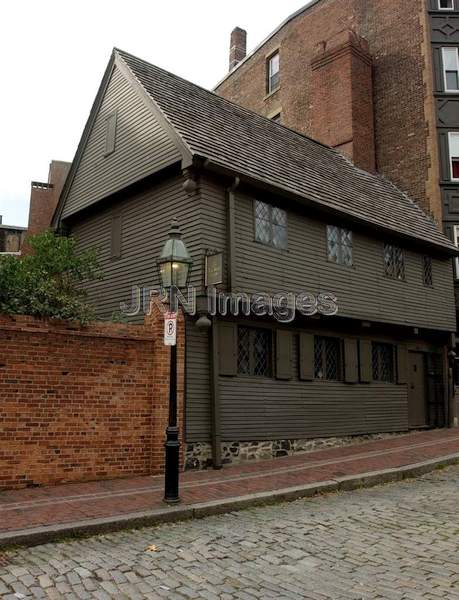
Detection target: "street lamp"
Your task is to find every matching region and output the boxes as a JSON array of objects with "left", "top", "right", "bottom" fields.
[{"left": 157, "top": 219, "right": 192, "bottom": 504}]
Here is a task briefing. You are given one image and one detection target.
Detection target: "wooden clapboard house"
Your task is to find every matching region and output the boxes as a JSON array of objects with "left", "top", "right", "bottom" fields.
[{"left": 53, "top": 49, "right": 458, "bottom": 468}]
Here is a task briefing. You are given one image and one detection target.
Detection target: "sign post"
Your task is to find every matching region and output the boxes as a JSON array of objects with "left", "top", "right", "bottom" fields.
[{"left": 164, "top": 312, "right": 177, "bottom": 346}]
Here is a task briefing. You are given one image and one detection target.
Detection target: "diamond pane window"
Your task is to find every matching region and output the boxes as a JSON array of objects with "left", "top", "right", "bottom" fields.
[
  {"left": 237, "top": 327, "right": 272, "bottom": 377},
  {"left": 254, "top": 200, "right": 287, "bottom": 249},
  {"left": 372, "top": 343, "right": 395, "bottom": 383},
  {"left": 423, "top": 256, "right": 433, "bottom": 287},
  {"left": 237, "top": 327, "right": 251, "bottom": 375},
  {"left": 383, "top": 244, "right": 405, "bottom": 280},
  {"left": 327, "top": 225, "right": 353, "bottom": 266},
  {"left": 314, "top": 336, "right": 342, "bottom": 381}
]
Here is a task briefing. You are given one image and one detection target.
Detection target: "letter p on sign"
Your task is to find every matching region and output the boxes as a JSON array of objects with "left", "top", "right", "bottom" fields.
[{"left": 164, "top": 312, "right": 177, "bottom": 346}]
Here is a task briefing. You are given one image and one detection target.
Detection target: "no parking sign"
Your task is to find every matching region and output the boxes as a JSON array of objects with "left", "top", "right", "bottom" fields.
[{"left": 164, "top": 312, "right": 177, "bottom": 346}]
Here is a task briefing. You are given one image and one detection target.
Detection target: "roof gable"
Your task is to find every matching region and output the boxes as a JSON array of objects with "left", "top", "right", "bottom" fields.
[
  {"left": 55, "top": 54, "right": 187, "bottom": 222},
  {"left": 116, "top": 49, "right": 455, "bottom": 254}
]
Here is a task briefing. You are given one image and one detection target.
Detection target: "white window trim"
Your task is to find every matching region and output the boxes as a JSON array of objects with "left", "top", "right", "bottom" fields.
[
  {"left": 454, "top": 226, "right": 459, "bottom": 278},
  {"left": 438, "top": 0, "right": 454, "bottom": 10},
  {"left": 448, "top": 132, "right": 459, "bottom": 181},
  {"left": 442, "top": 48, "right": 459, "bottom": 93}
]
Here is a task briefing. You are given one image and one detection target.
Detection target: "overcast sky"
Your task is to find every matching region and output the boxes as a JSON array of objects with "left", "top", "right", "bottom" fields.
[{"left": 0, "top": 0, "right": 308, "bottom": 227}]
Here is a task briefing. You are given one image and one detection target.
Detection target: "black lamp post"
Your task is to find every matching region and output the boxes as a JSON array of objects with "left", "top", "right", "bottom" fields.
[{"left": 157, "top": 220, "right": 192, "bottom": 504}]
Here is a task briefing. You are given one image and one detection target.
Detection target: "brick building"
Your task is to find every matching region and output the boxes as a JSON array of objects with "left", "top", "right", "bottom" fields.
[
  {"left": 216, "top": 0, "right": 459, "bottom": 244},
  {"left": 24, "top": 160, "right": 71, "bottom": 251}
]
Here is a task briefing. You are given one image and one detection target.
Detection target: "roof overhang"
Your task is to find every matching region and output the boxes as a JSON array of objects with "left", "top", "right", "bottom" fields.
[{"left": 201, "top": 158, "right": 459, "bottom": 258}]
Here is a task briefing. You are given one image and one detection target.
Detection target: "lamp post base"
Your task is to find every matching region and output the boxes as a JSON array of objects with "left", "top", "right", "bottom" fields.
[{"left": 164, "top": 425, "right": 181, "bottom": 504}]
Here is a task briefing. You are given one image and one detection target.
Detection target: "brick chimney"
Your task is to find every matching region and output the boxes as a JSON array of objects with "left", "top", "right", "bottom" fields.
[
  {"left": 24, "top": 160, "right": 71, "bottom": 251},
  {"left": 229, "top": 27, "right": 247, "bottom": 71},
  {"left": 310, "top": 30, "right": 375, "bottom": 173}
]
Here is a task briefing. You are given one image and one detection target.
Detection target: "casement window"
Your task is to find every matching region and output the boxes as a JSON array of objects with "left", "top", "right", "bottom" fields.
[
  {"left": 454, "top": 225, "right": 459, "bottom": 277},
  {"left": 105, "top": 111, "right": 117, "bottom": 156},
  {"left": 449, "top": 132, "right": 459, "bottom": 180},
  {"left": 327, "top": 225, "right": 353, "bottom": 266},
  {"left": 314, "top": 336, "right": 342, "bottom": 381},
  {"left": 442, "top": 48, "right": 459, "bottom": 92},
  {"left": 438, "top": 0, "right": 454, "bottom": 9},
  {"left": 372, "top": 343, "right": 395, "bottom": 383},
  {"left": 423, "top": 256, "right": 433, "bottom": 287},
  {"left": 267, "top": 52, "right": 280, "bottom": 94},
  {"left": 383, "top": 244, "right": 405, "bottom": 280},
  {"left": 237, "top": 326, "right": 272, "bottom": 377},
  {"left": 254, "top": 200, "right": 287, "bottom": 249}
]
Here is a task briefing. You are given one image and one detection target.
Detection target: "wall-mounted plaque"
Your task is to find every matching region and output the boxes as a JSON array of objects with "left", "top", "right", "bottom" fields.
[{"left": 205, "top": 252, "right": 223, "bottom": 286}]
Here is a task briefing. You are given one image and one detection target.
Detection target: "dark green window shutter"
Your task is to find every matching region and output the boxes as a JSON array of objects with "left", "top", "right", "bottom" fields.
[
  {"left": 110, "top": 215, "right": 122, "bottom": 259},
  {"left": 397, "top": 345, "right": 408, "bottom": 384},
  {"left": 299, "top": 332, "right": 314, "bottom": 381},
  {"left": 276, "top": 330, "right": 292, "bottom": 380},
  {"left": 344, "top": 338, "right": 359, "bottom": 383},
  {"left": 359, "top": 339, "right": 372, "bottom": 383},
  {"left": 218, "top": 322, "right": 237, "bottom": 376}
]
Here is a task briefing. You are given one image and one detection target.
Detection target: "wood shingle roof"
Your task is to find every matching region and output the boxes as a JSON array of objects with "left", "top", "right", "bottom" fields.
[{"left": 114, "top": 49, "right": 456, "bottom": 254}]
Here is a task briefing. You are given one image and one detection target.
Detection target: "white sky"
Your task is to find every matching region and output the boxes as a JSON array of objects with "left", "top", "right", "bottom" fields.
[{"left": 0, "top": 0, "right": 308, "bottom": 227}]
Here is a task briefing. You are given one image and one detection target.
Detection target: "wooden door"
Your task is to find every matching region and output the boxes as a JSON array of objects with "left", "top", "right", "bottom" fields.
[{"left": 408, "top": 352, "right": 427, "bottom": 428}]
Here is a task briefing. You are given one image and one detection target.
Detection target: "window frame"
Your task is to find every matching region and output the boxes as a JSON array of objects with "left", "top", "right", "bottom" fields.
[
  {"left": 438, "top": 0, "right": 454, "bottom": 10},
  {"left": 326, "top": 225, "right": 353, "bottom": 267},
  {"left": 254, "top": 200, "right": 288, "bottom": 250},
  {"left": 371, "top": 342, "right": 396, "bottom": 383},
  {"left": 448, "top": 132, "right": 459, "bottom": 181},
  {"left": 454, "top": 225, "right": 459, "bottom": 278},
  {"left": 237, "top": 326, "right": 273, "bottom": 378},
  {"left": 422, "top": 256, "right": 433, "bottom": 287},
  {"left": 383, "top": 243, "right": 406, "bottom": 281},
  {"left": 267, "top": 51, "right": 280, "bottom": 95},
  {"left": 314, "top": 335, "right": 343, "bottom": 382},
  {"left": 442, "top": 48, "right": 459, "bottom": 93}
]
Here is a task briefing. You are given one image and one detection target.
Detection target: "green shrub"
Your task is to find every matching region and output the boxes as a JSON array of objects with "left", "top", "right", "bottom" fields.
[{"left": 0, "top": 231, "right": 101, "bottom": 323}]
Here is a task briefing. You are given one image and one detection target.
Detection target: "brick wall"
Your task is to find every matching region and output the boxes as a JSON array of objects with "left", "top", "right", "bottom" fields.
[
  {"left": 0, "top": 302, "right": 185, "bottom": 490},
  {"left": 216, "top": 0, "right": 440, "bottom": 221}
]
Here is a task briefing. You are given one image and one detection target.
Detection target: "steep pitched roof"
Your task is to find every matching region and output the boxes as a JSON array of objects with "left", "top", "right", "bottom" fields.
[{"left": 114, "top": 48, "right": 455, "bottom": 254}]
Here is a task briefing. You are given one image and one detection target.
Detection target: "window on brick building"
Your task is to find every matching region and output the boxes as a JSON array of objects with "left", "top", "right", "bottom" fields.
[
  {"left": 442, "top": 48, "right": 459, "bottom": 92},
  {"left": 254, "top": 200, "right": 287, "bottom": 249},
  {"left": 449, "top": 132, "right": 459, "bottom": 180},
  {"left": 438, "top": 0, "right": 454, "bottom": 9},
  {"left": 267, "top": 52, "right": 280, "bottom": 94},
  {"left": 383, "top": 244, "right": 405, "bottom": 280},
  {"left": 453, "top": 226, "right": 459, "bottom": 278},
  {"left": 327, "top": 225, "right": 353, "bottom": 266}
]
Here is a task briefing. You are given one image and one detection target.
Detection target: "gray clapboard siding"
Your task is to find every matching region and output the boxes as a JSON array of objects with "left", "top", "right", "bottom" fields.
[
  {"left": 219, "top": 335, "right": 408, "bottom": 441},
  {"left": 233, "top": 190, "right": 456, "bottom": 331},
  {"left": 71, "top": 175, "right": 204, "bottom": 321},
  {"left": 63, "top": 66, "right": 181, "bottom": 219},
  {"left": 185, "top": 319, "right": 212, "bottom": 441}
]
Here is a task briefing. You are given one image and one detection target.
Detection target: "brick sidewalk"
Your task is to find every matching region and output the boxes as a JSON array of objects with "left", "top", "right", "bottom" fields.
[{"left": 1, "top": 429, "right": 459, "bottom": 544}]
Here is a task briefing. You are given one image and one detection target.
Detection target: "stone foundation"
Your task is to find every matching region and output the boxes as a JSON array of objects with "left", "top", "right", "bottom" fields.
[{"left": 185, "top": 432, "right": 406, "bottom": 470}]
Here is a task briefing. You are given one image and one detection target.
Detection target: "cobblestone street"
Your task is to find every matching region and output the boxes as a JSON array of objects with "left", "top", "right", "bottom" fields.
[{"left": 1, "top": 465, "right": 459, "bottom": 599}]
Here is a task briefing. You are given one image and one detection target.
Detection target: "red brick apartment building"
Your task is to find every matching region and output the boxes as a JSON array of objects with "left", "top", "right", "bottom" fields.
[{"left": 216, "top": 0, "right": 458, "bottom": 233}]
